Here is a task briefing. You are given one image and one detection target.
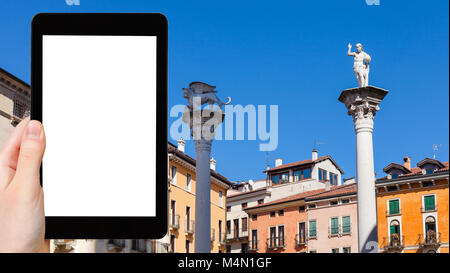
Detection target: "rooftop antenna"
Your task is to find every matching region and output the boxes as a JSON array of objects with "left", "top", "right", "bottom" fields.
[
  {"left": 265, "top": 151, "right": 269, "bottom": 169},
  {"left": 314, "top": 138, "right": 325, "bottom": 150},
  {"left": 433, "top": 144, "right": 442, "bottom": 159}
]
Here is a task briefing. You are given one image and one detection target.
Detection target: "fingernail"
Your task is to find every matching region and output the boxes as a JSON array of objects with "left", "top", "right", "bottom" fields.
[{"left": 26, "top": 121, "right": 42, "bottom": 139}]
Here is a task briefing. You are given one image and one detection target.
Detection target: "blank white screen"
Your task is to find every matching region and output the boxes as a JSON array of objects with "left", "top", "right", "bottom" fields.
[{"left": 42, "top": 35, "right": 156, "bottom": 216}]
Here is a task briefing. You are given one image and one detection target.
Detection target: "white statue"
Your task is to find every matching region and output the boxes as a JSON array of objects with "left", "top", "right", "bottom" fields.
[{"left": 348, "top": 43, "right": 371, "bottom": 87}]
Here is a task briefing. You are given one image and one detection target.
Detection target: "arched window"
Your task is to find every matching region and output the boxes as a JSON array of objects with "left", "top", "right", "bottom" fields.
[
  {"left": 390, "top": 220, "right": 400, "bottom": 235},
  {"left": 425, "top": 216, "right": 437, "bottom": 244}
]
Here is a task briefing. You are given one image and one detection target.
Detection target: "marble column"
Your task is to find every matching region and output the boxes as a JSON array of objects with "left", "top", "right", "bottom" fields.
[{"left": 338, "top": 86, "right": 388, "bottom": 253}]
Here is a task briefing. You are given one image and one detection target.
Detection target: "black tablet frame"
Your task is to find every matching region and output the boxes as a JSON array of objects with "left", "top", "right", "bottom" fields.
[{"left": 31, "top": 13, "right": 168, "bottom": 239}]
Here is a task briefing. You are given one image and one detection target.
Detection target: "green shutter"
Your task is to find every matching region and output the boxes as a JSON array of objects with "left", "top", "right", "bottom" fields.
[
  {"left": 390, "top": 225, "right": 396, "bottom": 235},
  {"left": 342, "top": 216, "right": 351, "bottom": 233},
  {"left": 389, "top": 200, "right": 399, "bottom": 215},
  {"left": 331, "top": 218, "right": 338, "bottom": 234},
  {"left": 425, "top": 196, "right": 435, "bottom": 211},
  {"left": 309, "top": 221, "right": 316, "bottom": 237}
]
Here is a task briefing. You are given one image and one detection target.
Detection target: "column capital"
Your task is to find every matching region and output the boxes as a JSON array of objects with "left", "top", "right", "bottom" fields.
[{"left": 338, "top": 85, "right": 388, "bottom": 133}]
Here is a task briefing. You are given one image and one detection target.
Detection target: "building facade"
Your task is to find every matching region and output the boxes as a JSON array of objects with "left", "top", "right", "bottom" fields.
[
  {"left": 376, "top": 157, "right": 449, "bottom": 253},
  {"left": 0, "top": 67, "right": 30, "bottom": 142}
]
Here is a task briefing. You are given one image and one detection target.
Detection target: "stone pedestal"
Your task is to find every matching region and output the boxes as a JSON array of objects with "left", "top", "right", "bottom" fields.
[
  {"left": 339, "top": 85, "right": 388, "bottom": 253},
  {"left": 182, "top": 108, "right": 225, "bottom": 253}
]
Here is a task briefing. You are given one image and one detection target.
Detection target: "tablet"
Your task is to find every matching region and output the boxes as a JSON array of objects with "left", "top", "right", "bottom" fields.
[{"left": 31, "top": 13, "right": 168, "bottom": 239}]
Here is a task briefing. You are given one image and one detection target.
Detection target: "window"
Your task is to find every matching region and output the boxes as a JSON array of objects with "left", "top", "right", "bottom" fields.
[
  {"left": 242, "top": 217, "right": 248, "bottom": 232},
  {"left": 343, "top": 247, "right": 351, "bottom": 253},
  {"left": 218, "top": 220, "right": 223, "bottom": 242},
  {"left": 309, "top": 250, "right": 317, "bottom": 253},
  {"left": 278, "top": 210, "right": 284, "bottom": 216},
  {"left": 186, "top": 206, "right": 191, "bottom": 232},
  {"left": 270, "top": 211, "right": 276, "bottom": 218},
  {"left": 226, "top": 206, "right": 231, "bottom": 212},
  {"left": 422, "top": 181, "right": 433, "bottom": 187},
  {"left": 271, "top": 172, "right": 289, "bottom": 184},
  {"left": 251, "top": 230, "right": 258, "bottom": 250},
  {"left": 257, "top": 199, "right": 264, "bottom": 205},
  {"left": 425, "top": 169, "right": 434, "bottom": 174},
  {"left": 251, "top": 214, "right": 257, "bottom": 221},
  {"left": 391, "top": 174, "right": 399, "bottom": 179},
  {"left": 388, "top": 199, "right": 400, "bottom": 215},
  {"left": 319, "top": 168, "right": 327, "bottom": 182},
  {"left": 219, "top": 191, "right": 223, "bottom": 206},
  {"left": 330, "top": 217, "right": 339, "bottom": 235},
  {"left": 293, "top": 168, "right": 312, "bottom": 181},
  {"left": 342, "top": 199, "right": 350, "bottom": 204},
  {"left": 170, "top": 235, "right": 175, "bottom": 253},
  {"left": 387, "top": 186, "right": 397, "bottom": 192},
  {"left": 171, "top": 166, "right": 177, "bottom": 184},
  {"left": 330, "top": 200, "right": 338, "bottom": 206},
  {"left": 390, "top": 220, "right": 400, "bottom": 237},
  {"left": 309, "top": 220, "right": 317, "bottom": 238},
  {"left": 278, "top": 226, "right": 285, "bottom": 246},
  {"left": 241, "top": 243, "right": 248, "bottom": 253},
  {"left": 331, "top": 248, "right": 339, "bottom": 253},
  {"left": 424, "top": 195, "right": 436, "bottom": 211},
  {"left": 329, "top": 172, "right": 338, "bottom": 185},
  {"left": 298, "top": 206, "right": 305, "bottom": 212},
  {"left": 308, "top": 204, "right": 316, "bottom": 209},
  {"left": 241, "top": 202, "right": 247, "bottom": 209},
  {"left": 342, "top": 216, "right": 351, "bottom": 234},
  {"left": 298, "top": 222, "right": 306, "bottom": 244},
  {"left": 226, "top": 220, "right": 231, "bottom": 234},
  {"left": 186, "top": 173, "right": 191, "bottom": 191},
  {"left": 13, "top": 98, "right": 26, "bottom": 118},
  {"left": 269, "top": 226, "right": 276, "bottom": 247}
]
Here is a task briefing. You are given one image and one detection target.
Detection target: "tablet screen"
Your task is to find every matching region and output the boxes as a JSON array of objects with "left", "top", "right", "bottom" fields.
[{"left": 42, "top": 35, "right": 157, "bottom": 217}]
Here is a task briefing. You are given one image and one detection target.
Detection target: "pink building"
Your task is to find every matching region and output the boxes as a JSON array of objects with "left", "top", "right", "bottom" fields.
[{"left": 305, "top": 183, "right": 358, "bottom": 253}]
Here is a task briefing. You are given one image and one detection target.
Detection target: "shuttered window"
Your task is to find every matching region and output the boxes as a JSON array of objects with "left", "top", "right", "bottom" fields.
[
  {"left": 330, "top": 218, "right": 339, "bottom": 235},
  {"left": 424, "top": 195, "right": 435, "bottom": 211},
  {"left": 389, "top": 199, "right": 400, "bottom": 215},
  {"left": 309, "top": 220, "right": 317, "bottom": 237},
  {"left": 342, "top": 216, "right": 351, "bottom": 234}
]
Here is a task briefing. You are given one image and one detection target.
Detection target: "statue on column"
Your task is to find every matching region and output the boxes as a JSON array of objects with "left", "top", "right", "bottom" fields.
[
  {"left": 183, "top": 82, "right": 231, "bottom": 111},
  {"left": 348, "top": 43, "right": 371, "bottom": 87}
]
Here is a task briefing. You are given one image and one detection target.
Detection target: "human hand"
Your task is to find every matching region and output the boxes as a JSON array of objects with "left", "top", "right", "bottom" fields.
[
  {"left": 348, "top": 43, "right": 352, "bottom": 49},
  {"left": 0, "top": 117, "right": 47, "bottom": 253}
]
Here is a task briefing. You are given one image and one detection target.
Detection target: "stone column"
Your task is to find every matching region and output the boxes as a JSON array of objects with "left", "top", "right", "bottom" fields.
[
  {"left": 182, "top": 84, "right": 225, "bottom": 253},
  {"left": 338, "top": 86, "right": 388, "bottom": 253}
]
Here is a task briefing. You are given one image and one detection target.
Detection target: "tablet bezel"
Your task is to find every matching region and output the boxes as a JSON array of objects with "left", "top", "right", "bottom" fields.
[{"left": 31, "top": 13, "right": 168, "bottom": 239}]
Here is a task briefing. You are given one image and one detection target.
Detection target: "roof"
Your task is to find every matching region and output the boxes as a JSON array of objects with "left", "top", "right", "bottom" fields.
[
  {"left": 305, "top": 183, "right": 357, "bottom": 201},
  {"left": 383, "top": 163, "right": 412, "bottom": 174},
  {"left": 245, "top": 184, "right": 356, "bottom": 211},
  {"left": 377, "top": 161, "right": 449, "bottom": 182},
  {"left": 168, "top": 142, "right": 232, "bottom": 186},
  {"left": 417, "top": 158, "right": 446, "bottom": 169},
  {"left": 227, "top": 186, "right": 268, "bottom": 198},
  {"left": 265, "top": 155, "right": 344, "bottom": 174},
  {"left": 0, "top": 67, "right": 30, "bottom": 88}
]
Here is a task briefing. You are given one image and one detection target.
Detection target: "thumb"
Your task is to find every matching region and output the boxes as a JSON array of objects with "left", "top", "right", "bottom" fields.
[{"left": 14, "top": 120, "right": 46, "bottom": 189}]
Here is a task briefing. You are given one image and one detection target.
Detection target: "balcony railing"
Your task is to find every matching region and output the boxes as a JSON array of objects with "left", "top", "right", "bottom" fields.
[
  {"left": 421, "top": 206, "right": 437, "bottom": 213},
  {"left": 295, "top": 233, "right": 307, "bottom": 246},
  {"left": 382, "top": 234, "right": 405, "bottom": 251},
  {"left": 225, "top": 228, "right": 249, "bottom": 241},
  {"left": 266, "top": 236, "right": 285, "bottom": 250},
  {"left": 169, "top": 213, "right": 180, "bottom": 229},
  {"left": 418, "top": 231, "right": 441, "bottom": 247},
  {"left": 248, "top": 240, "right": 259, "bottom": 252},
  {"left": 185, "top": 219, "right": 195, "bottom": 235},
  {"left": 386, "top": 209, "right": 402, "bottom": 217}
]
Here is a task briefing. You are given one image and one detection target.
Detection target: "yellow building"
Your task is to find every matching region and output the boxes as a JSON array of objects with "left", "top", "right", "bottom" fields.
[
  {"left": 376, "top": 157, "right": 449, "bottom": 253},
  {"left": 161, "top": 140, "right": 232, "bottom": 253}
]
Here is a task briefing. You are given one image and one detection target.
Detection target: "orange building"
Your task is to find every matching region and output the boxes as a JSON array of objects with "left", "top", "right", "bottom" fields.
[{"left": 376, "top": 157, "right": 449, "bottom": 253}]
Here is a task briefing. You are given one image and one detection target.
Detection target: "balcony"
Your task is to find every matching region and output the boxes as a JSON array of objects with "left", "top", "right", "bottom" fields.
[
  {"left": 386, "top": 209, "right": 402, "bottom": 217},
  {"left": 418, "top": 231, "right": 441, "bottom": 248},
  {"left": 421, "top": 206, "right": 437, "bottom": 213},
  {"left": 295, "top": 233, "right": 307, "bottom": 246},
  {"left": 185, "top": 219, "right": 195, "bottom": 235},
  {"left": 169, "top": 213, "right": 180, "bottom": 230},
  {"left": 248, "top": 240, "right": 259, "bottom": 252},
  {"left": 225, "top": 228, "right": 249, "bottom": 242},
  {"left": 266, "top": 236, "right": 285, "bottom": 250},
  {"left": 381, "top": 234, "right": 405, "bottom": 252}
]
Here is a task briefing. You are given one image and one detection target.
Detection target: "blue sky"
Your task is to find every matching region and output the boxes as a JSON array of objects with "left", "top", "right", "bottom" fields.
[{"left": 1, "top": 0, "right": 448, "bottom": 183}]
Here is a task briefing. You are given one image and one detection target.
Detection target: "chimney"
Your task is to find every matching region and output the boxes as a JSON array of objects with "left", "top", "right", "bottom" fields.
[
  {"left": 275, "top": 158, "right": 283, "bottom": 167},
  {"left": 177, "top": 138, "right": 185, "bottom": 152},
  {"left": 210, "top": 157, "right": 216, "bottom": 171},
  {"left": 325, "top": 181, "right": 330, "bottom": 191},
  {"left": 312, "top": 149, "right": 318, "bottom": 161},
  {"left": 403, "top": 156, "right": 411, "bottom": 170}
]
